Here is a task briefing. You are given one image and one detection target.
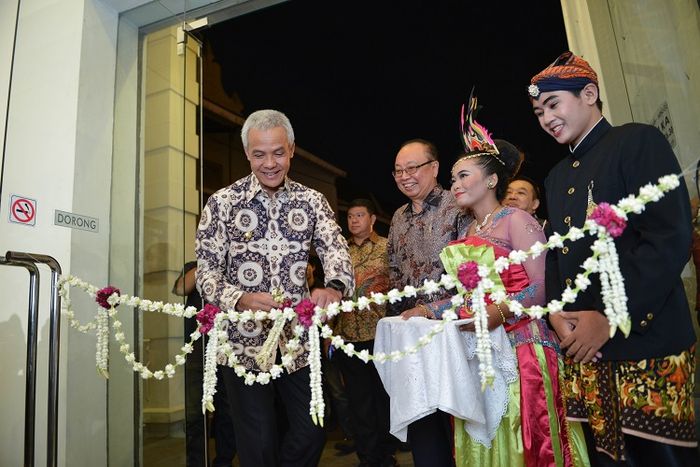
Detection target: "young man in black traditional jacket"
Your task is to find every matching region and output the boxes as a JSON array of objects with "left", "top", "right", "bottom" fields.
[{"left": 529, "top": 51, "right": 698, "bottom": 466}]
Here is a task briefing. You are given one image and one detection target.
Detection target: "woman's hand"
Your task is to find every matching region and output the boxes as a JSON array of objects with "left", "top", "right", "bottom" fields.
[
  {"left": 400, "top": 305, "right": 433, "bottom": 320},
  {"left": 459, "top": 306, "right": 503, "bottom": 332}
]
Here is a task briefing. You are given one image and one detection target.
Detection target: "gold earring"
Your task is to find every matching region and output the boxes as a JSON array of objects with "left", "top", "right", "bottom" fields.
[{"left": 487, "top": 181, "right": 494, "bottom": 189}]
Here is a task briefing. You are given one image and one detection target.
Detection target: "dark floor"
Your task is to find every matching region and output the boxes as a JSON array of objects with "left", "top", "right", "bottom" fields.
[{"left": 143, "top": 424, "right": 414, "bottom": 467}]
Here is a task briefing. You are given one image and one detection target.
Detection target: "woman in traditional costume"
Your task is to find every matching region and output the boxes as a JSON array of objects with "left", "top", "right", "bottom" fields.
[{"left": 445, "top": 92, "right": 589, "bottom": 466}]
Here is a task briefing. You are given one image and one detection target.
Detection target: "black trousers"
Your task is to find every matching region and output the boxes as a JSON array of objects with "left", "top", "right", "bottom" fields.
[
  {"left": 582, "top": 423, "right": 699, "bottom": 467},
  {"left": 220, "top": 365, "right": 325, "bottom": 467},
  {"left": 334, "top": 340, "right": 396, "bottom": 466},
  {"left": 407, "top": 410, "right": 455, "bottom": 467}
]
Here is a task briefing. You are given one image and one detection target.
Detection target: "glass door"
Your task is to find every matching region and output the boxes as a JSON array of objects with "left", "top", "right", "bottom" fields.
[
  {"left": 141, "top": 24, "right": 204, "bottom": 467},
  {"left": 110, "top": 18, "right": 204, "bottom": 467}
]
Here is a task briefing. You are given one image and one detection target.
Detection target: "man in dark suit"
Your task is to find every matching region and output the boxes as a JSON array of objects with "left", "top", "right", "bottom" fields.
[{"left": 529, "top": 51, "right": 698, "bottom": 465}]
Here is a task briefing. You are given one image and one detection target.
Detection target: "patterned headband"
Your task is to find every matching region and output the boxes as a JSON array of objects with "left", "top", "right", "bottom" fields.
[
  {"left": 456, "top": 89, "right": 505, "bottom": 169},
  {"left": 528, "top": 51, "right": 598, "bottom": 98}
]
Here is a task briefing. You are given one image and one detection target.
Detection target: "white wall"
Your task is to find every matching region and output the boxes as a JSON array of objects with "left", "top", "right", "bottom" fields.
[{"left": 0, "top": 0, "right": 119, "bottom": 465}]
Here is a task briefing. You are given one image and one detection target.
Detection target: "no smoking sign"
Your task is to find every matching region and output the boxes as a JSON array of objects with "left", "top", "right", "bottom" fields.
[{"left": 9, "top": 194, "right": 37, "bottom": 226}]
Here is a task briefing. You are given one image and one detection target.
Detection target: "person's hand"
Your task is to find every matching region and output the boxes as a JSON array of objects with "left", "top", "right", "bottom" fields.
[
  {"left": 459, "top": 306, "right": 502, "bottom": 332},
  {"left": 310, "top": 287, "right": 342, "bottom": 310},
  {"left": 323, "top": 338, "right": 331, "bottom": 359},
  {"left": 236, "top": 292, "right": 279, "bottom": 312},
  {"left": 549, "top": 312, "right": 575, "bottom": 342},
  {"left": 558, "top": 310, "right": 610, "bottom": 363},
  {"left": 400, "top": 305, "right": 432, "bottom": 320}
]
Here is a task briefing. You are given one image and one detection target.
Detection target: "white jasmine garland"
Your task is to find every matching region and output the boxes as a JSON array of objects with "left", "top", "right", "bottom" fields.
[
  {"left": 582, "top": 257, "right": 600, "bottom": 273},
  {"left": 60, "top": 169, "right": 684, "bottom": 419},
  {"left": 343, "top": 343, "right": 355, "bottom": 356},
  {"left": 528, "top": 305, "right": 545, "bottom": 319},
  {"left": 285, "top": 339, "right": 300, "bottom": 351},
  {"left": 529, "top": 241, "right": 546, "bottom": 258},
  {"left": 358, "top": 349, "right": 370, "bottom": 363},
  {"left": 639, "top": 184, "right": 663, "bottom": 202},
  {"left": 561, "top": 288, "right": 577, "bottom": 304},
  {"left": 281, "top": 354, "right": 294, "bottom": 367},
  {"left": 567, "top": 227, "right": 585, "bottom": 241},
  {"left": 658, "top": 174, "right": 679, "bottom": 190},
  {"left": 618, "top": 195, "right": 645, "bottom": 215},
  {"left": 326, "top": 301, "right": 341, "bottom": 317},
  {"left": 331, "top": 335, "right": 345, "bottom": 348},
  {"left": 508, "top": 300, "right": 524, "bottom": 317},
  {"left": 440, "top": 274, "right": 457, "bottom": 290},
  {"left": 387, "top": 289, "right": 402, "bottom": 303},
  {"left": 508, "top": 249, "right": 528, "bottom": 264},
  {"left": 547, "top": 233, "right": 564, "bottom": 249},
  {"left": 96, "top": 309, "right": 110, "bottom": 378},
  {"left": 489, "top": 290, "right": 507, "bottom": 304},
  {"left": 357, "top": 296, "right": 371, "bottom": 310},
  {"left": 493, "top": 257, "right": 510, "bottom": 273},
  {"left": 574, "top": 274, "right": 591, "bottom": 291},
  {"left": 307, "top": 324, "right": 324, "bottom": 425},
  {"left": 471, "top": 284, "right": 495, "bottom": 389},
  {"left": 370, "top": 292, "right": 387, "bottom": 305},
  {"left": 442, "top": 309, "right": 458, "bottom": 321},
  {"left": 422, "top": 279, "right": 440, "bottom": 295}
]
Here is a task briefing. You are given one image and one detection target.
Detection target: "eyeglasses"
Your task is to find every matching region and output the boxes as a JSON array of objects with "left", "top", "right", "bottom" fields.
[{"left": 392, "top": 160, "right": 434, "bottom": 178}]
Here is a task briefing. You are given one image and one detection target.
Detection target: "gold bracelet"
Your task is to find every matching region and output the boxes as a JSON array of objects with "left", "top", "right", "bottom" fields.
[
  {"left": 495, "top": 303, "right": 506, "bottom": 324},
  {"left": 417, "top": 304, "right": 431, "bottom": 318}
]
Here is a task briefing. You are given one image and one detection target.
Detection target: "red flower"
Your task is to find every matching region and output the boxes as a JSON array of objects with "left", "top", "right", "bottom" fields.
[
  {"left": 96, "top": 286, "right": 121, "bottom": 309},
  {"left": 196, "top": 304, "right": 221, "bottom": 335},
  {"left": 457, "top": 261, "right": 480, "bottom": 290},
  {"left": 295, "top": 299, "right": 316, "bottom": 328},
  {"left": 590, "top": 202, "right": 627, "bottom": 238}
]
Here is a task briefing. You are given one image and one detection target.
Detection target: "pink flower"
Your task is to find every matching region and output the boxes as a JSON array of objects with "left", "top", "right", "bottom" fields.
[
  {"left": 295, "top": 299, "right": 316, "bottom": 328},
  {"left": 196, "top": 304, "right": 221, "bottom": 335},
  {"left": 590, "top": 203, "right": 627, "bottom": 238},
  {"left": 96, "top": 286, "right": 121, "bottom": 309},
  {"left": 457, "top": 261, "right": 480, "bottom": 290}
]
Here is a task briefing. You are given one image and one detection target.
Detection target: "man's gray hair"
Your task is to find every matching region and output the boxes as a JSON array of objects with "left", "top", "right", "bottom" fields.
[{"left": 241, "top": 109, "right": 295, "bottom": 149}]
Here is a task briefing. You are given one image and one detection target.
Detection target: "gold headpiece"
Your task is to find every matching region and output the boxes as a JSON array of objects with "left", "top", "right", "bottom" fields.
[{"left": 456, "top": 88, "right": 505, "bottom": 169}]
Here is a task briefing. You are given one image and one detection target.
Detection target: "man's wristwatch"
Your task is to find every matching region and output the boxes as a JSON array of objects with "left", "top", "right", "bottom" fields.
[{"left": 326, "top": 279, "right": 346, "bottom": 295}]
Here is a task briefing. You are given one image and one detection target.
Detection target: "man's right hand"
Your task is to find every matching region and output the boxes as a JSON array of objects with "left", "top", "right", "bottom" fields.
[
  {"left": 557, "top": 310, "right": 609, "bottom": 363},
  {"left": 236, "top": 292, "right": 280, "bottom": 312}
]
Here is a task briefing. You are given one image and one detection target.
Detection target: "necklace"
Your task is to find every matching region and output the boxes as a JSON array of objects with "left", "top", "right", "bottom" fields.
[{"left": 474, "top": 206, "right": 500, "bottom": 233}]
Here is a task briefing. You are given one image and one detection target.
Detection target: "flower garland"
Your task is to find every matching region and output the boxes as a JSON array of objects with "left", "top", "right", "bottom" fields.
[
  {"left": 58, "top": 276, "right": 200, "bottom": 380},
  {"left": 57, "top": 173, "right": 682, "bottom": 418}
]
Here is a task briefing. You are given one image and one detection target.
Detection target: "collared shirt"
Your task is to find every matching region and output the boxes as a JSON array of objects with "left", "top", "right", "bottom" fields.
[
  {"left": 332, "top": 232, "right": 389, "bottom": 342},
  {"left": 387, "top": 185, "right": 469, "bottom": 313},
  {"left": 195, "top": 174, "right": 354, "bottom": 373}
]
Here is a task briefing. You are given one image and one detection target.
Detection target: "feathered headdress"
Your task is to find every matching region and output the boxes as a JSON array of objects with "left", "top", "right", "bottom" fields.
[{"left": 457, "top": 88, "right": 505, "bottom": 166}]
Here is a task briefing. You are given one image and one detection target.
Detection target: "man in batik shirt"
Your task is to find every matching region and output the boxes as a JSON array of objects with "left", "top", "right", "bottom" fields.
[
  {"left": 331, "top": 198, "right": 397, "bottom": 467},
  {"left": 530, "top": 51, "right": 698, "bottom": 465},
  {"left": 387, "top": 139, "right": 469, "bottom": 467},
  {"left": 196, "top": 109, "right": 354, "bottom": 467}
]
